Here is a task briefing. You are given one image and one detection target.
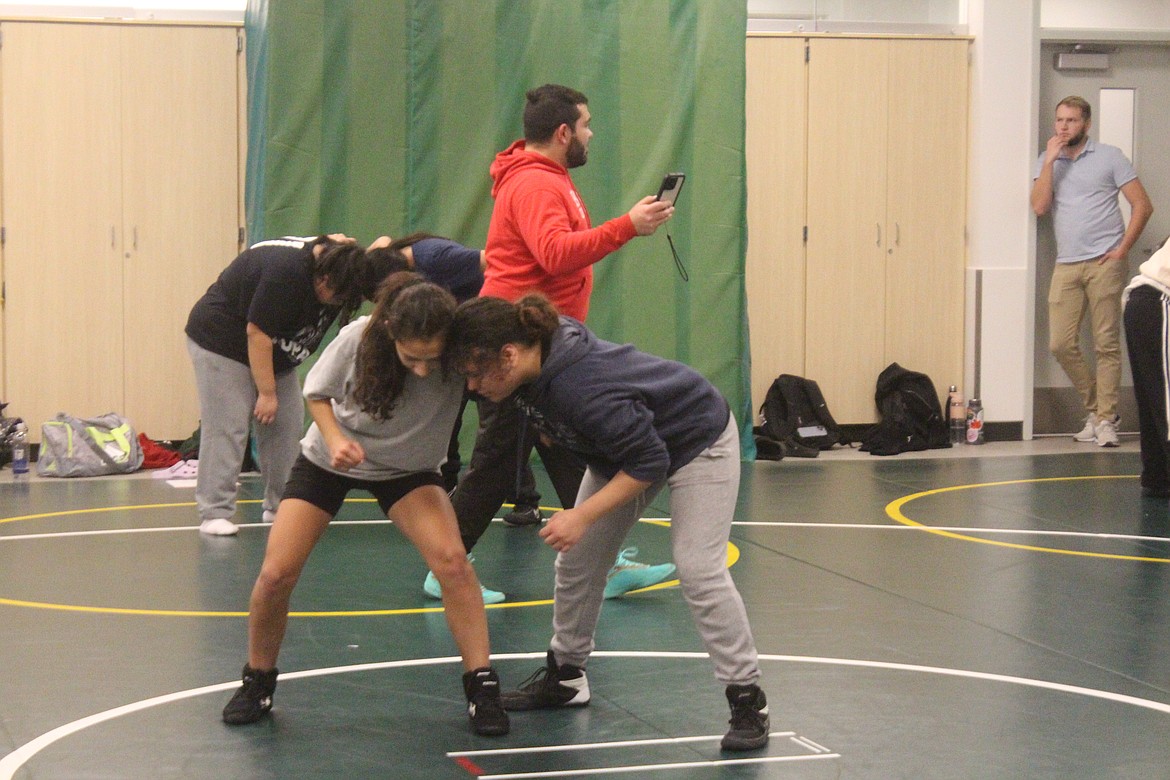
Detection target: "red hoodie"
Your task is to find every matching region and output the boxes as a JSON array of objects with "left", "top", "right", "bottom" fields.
[{"left": 482, "top": 140, "right": 637, "bottom": 322}]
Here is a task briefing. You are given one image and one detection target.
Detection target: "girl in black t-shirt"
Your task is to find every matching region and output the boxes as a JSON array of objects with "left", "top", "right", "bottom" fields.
[{"left": 184, "top": 234, "right": 368, "bottom": 537}]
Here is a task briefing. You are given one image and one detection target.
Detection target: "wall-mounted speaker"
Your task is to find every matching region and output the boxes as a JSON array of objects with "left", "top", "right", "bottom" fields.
[{"left": 1054, "top": 52, "right": 1110, "bottom": 71}]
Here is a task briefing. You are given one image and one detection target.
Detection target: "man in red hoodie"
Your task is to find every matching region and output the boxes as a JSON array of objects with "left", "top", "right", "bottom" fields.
[
  {"left": 481, "top": 84, "right": 673, "bottom": 320},
  {"left": 429, "top": 84, "right": 677, "bottom": 603}
]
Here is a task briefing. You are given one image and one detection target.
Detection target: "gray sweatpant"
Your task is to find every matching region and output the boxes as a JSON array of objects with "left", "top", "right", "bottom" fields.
[
  {"left": 550, "top": 417, "right": 761, "bottom": 686},
  {"left": 186, "top": 338, "right": 304, "bottom": 522}
]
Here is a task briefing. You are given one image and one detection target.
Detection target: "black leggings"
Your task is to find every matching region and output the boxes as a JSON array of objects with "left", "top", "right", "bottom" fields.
[
  {"left": 1124, "top": 285, "right": 1170, "bottom": 492},
  {"left": 449, "top": 396, "right": 585, "bottom": 553}
]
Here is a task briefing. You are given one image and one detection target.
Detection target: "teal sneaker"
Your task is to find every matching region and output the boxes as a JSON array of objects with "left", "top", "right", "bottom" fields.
[
  {"left": 604, "top": 547, "right": 677, "bottom": 599},
  {"left": 423, "top": 555, "right": 506, "bottom": 605}
]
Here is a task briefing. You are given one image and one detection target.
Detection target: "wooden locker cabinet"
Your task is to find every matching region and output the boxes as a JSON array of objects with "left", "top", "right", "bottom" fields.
[
  {"left": 746, "top": 35, "right": 969, "bottom": 424},
  {"left": 881, "top": 40, "right": 968, "bottom": 426},
  {"left": 1, "top": 21, "right": 243, "bottom": 441},
  {"left": 805, "top": 38, "right": 892, "bottom": 423},
  {"left": 745, "top": 36, "right": 808, "bottom": 421},
  {"left": 1, "top": 22, "right": 124, "bottom": 434}
]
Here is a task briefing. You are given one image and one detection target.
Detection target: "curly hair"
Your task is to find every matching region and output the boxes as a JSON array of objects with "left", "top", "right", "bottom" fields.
[
  {"left": 352, "top": 272, "right": 457, "bottom": 420},
  {"left": 448, "top": 294, "right": 559, "bottom": 376},
  {"left": 310, "top": 237, "right": 370, "bottom": 325}
]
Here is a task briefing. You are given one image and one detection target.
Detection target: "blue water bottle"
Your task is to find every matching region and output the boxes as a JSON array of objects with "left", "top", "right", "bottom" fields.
[{"left": 10, "top": 422, "right": 29, "bottom": 475}]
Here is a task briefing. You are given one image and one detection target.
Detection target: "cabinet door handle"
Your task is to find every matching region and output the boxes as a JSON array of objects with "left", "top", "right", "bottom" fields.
[
  {"left": 876, "top": 223, "right": 882, "bottom": 247},
  {"left": 111, "top": 227, "right": 116, "bottom": 248},
  {"left": 133, "top": 226, "right": 138, "bottom": 250},
  {"left": 895, "top": 222, "right": 900, "bottom": 247}
]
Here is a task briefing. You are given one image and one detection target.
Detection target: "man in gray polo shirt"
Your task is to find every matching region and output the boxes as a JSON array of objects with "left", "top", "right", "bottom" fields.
[{"left": 1032, "top": 95, "right": 1153, "bottom": 447}]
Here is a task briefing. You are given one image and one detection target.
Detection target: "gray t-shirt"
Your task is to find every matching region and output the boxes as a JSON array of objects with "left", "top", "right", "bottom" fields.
[
  {"left": 300, "top": 316, "right": 464, "bottom": 479},
  {"left": 1034, "top": 139, "right": 1138, "bottom": 263}
]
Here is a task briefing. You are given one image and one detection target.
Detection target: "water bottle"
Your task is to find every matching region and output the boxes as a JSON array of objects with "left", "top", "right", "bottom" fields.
[
  {"left": 965, "top": 398, "right": 985, "bottom": 445},
  {"left": 947, "top": 385, "right": 965, "bottom": 444},
  {"left": 10, "top": 422, "right": 29, "bottom": 475}
]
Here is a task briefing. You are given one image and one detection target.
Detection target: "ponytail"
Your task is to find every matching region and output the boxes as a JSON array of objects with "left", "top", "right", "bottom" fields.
[{"left": 449, "top": 294, "right": 559, "bottom": 373}]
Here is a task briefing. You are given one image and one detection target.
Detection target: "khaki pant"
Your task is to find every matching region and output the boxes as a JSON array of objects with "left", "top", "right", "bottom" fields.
[{"left": 1048, "top": 258, "right": 1128, "bottom": 420}]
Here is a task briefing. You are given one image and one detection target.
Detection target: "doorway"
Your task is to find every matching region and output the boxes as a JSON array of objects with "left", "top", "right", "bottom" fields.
[{"left": 1034, "top": 42, "right": 1170, "bottom": 435}]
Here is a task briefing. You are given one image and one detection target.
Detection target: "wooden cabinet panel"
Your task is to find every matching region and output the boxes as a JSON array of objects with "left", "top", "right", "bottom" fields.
[
  {"left": 885, "top": 40, "right": 969, "bottom": 406},
  {"left": 0, "top": 22, "right": 242, "bottom": 441},
  {"left": 121, "top": 25, "right": 242, "bottom": 439},
  {"left": 805, "top": 38, "right": 890, "bottom": 422},
  {"left": 745, "top": 36, "right": 808, "bottom": 414},
  {"left": 746, "top": 36, "right": 968, "bottom": 426},
  {"left": 1, "top": 23, "right": 125, "bottom": 432}
]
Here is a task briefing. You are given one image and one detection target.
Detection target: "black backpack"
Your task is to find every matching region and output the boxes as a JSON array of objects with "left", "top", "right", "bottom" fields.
[
  {"left": 859, "top": 363, "right": 951, "bottom": 456},
  {"left": 754, "top": 374, "right": 846, "bottom": 459}
]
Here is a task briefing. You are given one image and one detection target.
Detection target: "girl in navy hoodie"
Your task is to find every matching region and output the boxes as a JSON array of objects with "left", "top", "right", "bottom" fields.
[{"left": 447, "top": 294, "right": 771, "bottom": 752}]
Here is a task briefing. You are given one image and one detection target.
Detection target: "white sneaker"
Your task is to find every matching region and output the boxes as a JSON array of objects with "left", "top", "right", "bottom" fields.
[
  {"left": 200, "top": 518, "right": 239, "bottom": 536},
  {"left": 1073, "top": 414, "right": 1098, "bottom": 442},
  {"left": 1095, "top": 415, "right": 1120, "bottom": 448},
  {"left": 262, "top": 510, "right": 276, "bottom": 523}
]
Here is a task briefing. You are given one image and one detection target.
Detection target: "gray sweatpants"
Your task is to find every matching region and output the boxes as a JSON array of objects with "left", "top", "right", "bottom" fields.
[
  {"left": 186, "top": 338, "right": 304, "bottom": 522},
  {"left": 550, "top": 417, "right": 761, "bottom": 686}
]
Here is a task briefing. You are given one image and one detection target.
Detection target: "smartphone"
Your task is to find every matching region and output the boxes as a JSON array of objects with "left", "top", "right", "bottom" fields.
[{"left": 656, "top": 172, "right": 686, "bottom": 206}]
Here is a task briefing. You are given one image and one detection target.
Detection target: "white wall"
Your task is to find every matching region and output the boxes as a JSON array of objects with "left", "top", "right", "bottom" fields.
[
  {"left": 0, "top": 1, "right": 243, "bottom": 21},
  {"left": 965, "top": 0, "right": 1040, "bottom": 431},
  {"left": 1041, "top": 0, "right": 1170, "bottom": 29}
]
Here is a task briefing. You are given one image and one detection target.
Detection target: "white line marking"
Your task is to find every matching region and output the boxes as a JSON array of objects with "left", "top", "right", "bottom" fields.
[
  {"left": 791, "top": 735, "right": 831, "bottom": 753},
  {"left": 477, "top": 753, "right": 841, "bottom": 779},
  {"left": 0, "top": 654, "right": 472, "bottom": 778},
  {"left": 449, "top": 731, "right": 796, "bottom": 757},
  {"left": 5, "top": 651, "right": 1170, "bottom": 779},
  {"left": 5, "top": 520, "right": 1169, "bottom": 545},
  {"left": 0, "top": 520, "right": 393, "bottom": 542},
  {"left": 0, "top": 518, "right": 669, "bottom": 542},
  {"left": 0, "top": 526, "right": 208, "bottom": 541},
  {"left": 733, "top": 522, "right": 1170, "bottom": 543}
]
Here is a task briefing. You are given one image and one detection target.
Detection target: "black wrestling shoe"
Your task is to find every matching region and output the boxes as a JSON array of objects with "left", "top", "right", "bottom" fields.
[
  {"left": 720, "top": 683, "right": 770, "bottom": 751},
  {"left": 222, "top": 664, "right": 278, "bottom": 725},
  {"left": 503, "top": 504, "right": 543, "bottom": 527},
  {"left": 500, "top": 650, "right": 590, "bottom": 710},
  {"left": 463, "top": 667, "right": 510, "bottom": 736}
]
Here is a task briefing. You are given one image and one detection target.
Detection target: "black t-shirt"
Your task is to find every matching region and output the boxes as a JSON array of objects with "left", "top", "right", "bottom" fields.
[{"left": 185, "top": 237, "right": 340, "bottom": 374}]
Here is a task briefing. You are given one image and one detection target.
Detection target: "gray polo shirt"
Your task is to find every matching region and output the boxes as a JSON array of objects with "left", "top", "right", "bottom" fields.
[
  {"left": 300, "top": 316, "right": 464, "bottom": 480},
  {"left": 1034, "top": 138, "right": 1138, "bottom": 263}
]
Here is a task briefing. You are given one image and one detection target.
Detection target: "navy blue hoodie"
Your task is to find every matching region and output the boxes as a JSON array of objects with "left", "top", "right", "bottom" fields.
[{"left": 514, "top": 317, "right": 731, "bottom": 483}]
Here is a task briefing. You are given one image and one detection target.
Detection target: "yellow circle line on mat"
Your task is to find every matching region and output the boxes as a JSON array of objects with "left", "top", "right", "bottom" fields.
[
  {"left": 0, "top": 501, "right": 204, "bottom": 525},
  {"left": 887, "top": 475, "right": 1170, "bottom": 563},
  {"left": 0, "top": 507, "right": 696, "bottom": 616}
]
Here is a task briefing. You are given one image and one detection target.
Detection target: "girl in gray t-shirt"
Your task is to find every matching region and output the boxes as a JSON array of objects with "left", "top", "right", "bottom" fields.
[{"left": 220, "top": 273, "right": 509, "bottom": 738}]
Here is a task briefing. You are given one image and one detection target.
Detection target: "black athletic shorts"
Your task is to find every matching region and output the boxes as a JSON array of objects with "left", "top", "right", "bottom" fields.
[{"left": 282, "top": 453, "right": 444, "bottom": 517}]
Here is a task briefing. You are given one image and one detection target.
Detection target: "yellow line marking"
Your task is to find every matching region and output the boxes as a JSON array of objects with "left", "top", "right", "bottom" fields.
[
  {"left": 0, "top": 497, "right": 384, "bottom": 526},
  {"left": 887, "top": 475, "right": 1170, "bottom": 562},
  {"left": 0, "top": 502, "right": 696, "bottom": 616},
  {"left": 0, "top": 502, "right": 202, "bottom": 525}
]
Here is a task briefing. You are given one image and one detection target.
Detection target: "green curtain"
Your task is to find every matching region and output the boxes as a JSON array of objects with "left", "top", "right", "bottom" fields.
[{"left": 244, "top": 0, "right": 753, "bottom": 456}]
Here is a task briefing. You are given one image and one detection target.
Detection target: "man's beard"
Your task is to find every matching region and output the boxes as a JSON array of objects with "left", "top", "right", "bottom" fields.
[
  {"left": 1066, "top": 130, "right": 1087, "bottom": 148},
  {"left": 566, "top": 135, "right": 588, "bottom": 168}
]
